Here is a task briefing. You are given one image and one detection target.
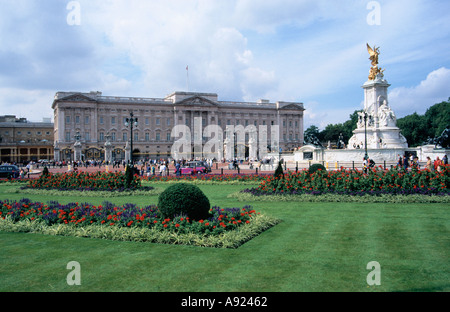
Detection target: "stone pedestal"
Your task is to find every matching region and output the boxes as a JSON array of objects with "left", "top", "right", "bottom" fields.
[
  {"left": 74, "top": 141, "right": 82, "bottom": 162},
  {"left": 104, "top": 141, "right": 112, "bottom": 164}
]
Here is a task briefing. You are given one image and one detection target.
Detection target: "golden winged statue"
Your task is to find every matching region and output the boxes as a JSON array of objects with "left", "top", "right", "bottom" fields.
[
  {"left": 366, "top": 43, "right": 384, "bottom": 80},
  {"left": 366, "top": 43, "right": 380, "bottom": 66}
]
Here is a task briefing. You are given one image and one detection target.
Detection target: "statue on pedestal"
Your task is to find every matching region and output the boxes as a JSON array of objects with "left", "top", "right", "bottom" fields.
[
  {"left": 367, "top": 44, "right": 385, "bottom": 80},
  {"left": 378, "top": 100, "right": 397, "bottom": 127}
]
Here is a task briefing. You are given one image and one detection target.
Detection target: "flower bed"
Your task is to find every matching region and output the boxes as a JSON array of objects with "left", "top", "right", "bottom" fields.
[
  {"left": 0, "top": 198, "right": 258, "bottom": 236},
  {"left": 26, "top": 171, "right": 146, "bottom": 191},
  {"left": 0, "top": 198, "right": 280, "bottom": 248},
  {"left": 245, "top": 166, "right": 450, "bottom": 196}
]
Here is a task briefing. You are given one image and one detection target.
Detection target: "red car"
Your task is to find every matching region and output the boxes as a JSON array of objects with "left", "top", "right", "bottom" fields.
[{"left": 180, "top": 161, "right": 207, "bottom": 175}]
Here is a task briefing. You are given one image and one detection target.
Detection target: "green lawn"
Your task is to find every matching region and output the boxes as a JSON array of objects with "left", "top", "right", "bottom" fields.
[{"left": 0, "top": 182, "right": 449, "bottom": 292}]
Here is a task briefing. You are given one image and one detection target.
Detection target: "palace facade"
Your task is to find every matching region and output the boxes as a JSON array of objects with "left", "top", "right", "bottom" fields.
[
  {"left": 52, "top": 91, "right": 305, "bottom": 161},
  {"left": 0, "top": 115, "right": 54, "bottom": 163}
]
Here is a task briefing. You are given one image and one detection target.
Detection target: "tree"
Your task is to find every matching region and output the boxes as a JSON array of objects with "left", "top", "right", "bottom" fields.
[
  {"left": 319, "top": 123, "right": 345, "bottom": 143},
  {"left": 424, "top": 98, "right": 450, "bottom": 138},
  {"left": 304, "top": 125, "right": 320, "bottom": 138},
  {"left": 396, "top": 98, "right": 450, "bottom": 147},
  {"left": 396, "top": 112, "right": 428, "bottom": 147}
]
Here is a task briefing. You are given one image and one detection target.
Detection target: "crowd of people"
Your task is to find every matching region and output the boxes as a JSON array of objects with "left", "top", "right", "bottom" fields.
[
  {"left": 394, "top": 154, "right": 447, "bottom": 172},
  {"left": 425, "top": 155, "right": 447, "bottom": 172},
  {"left": 2, "top": 152, "right": 448, "bottom": 180},
  {"left": 361, "top": 153, "right": 448, "bottom": 173}
]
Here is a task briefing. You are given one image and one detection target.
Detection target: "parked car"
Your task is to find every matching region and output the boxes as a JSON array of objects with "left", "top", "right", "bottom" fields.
[
  {"left": 180, "top": 161, "right": 208, "bottom": 175},
  {"left": 0, "top": 165, "right": 20, "bottom": 178}
]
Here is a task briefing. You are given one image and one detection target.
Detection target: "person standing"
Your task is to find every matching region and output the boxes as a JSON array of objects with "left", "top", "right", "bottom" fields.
[
  {"left": 403, "top": 155, "right": 409, "bottom": 171},
  {"left": 397, "top": 154, "right": 402, "bottom": 168},
  {"left": 160, "top": 162, "right": 167, "bottom": 176},
  {"left": 175, "top": 162, "right": 181, "bottom": 176},
  {"left": 426, "top": 156, "right": 433, "bottom": 171},
  {"left": 434, "top": 157, "right": 442, "bottom": 172}
]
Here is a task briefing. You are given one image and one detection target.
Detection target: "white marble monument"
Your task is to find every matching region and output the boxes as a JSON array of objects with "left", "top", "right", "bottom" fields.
[
  {"left": 348, "top": 44, "right": 407, "bottom": 151},
  {"left": 293, "top": 44, "right": 411, "bottom": 164}
]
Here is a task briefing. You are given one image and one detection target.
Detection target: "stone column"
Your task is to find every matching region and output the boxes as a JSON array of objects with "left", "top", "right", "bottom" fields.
[
  {"left": 54, "top": 142, "right": 60, "bottom": 161},
  {"left": 248, "top": 136, "right": 257, "bottom": 161},
  {"left": 104, "top": 134, "right": 112, "bottom": 164},
  {"left": 124, "top": 141, "right": 130, "bottom": 163},
  {"left": 74, "top": 141, "right": 82, "bottom": 162}
]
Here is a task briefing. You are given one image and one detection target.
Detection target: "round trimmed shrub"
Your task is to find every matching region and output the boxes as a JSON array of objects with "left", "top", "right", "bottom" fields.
[
  {"left": 158, "top": 183, "right": 211, "bottom": 220},
  {"left": 308, "top": 163, "right": 327, "bottom": 174}
]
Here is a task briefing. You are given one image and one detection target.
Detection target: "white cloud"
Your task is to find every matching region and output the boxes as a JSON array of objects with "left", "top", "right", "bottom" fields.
[
  {"left": 388, "top": 67, "right": 450, "bottom": 117},
  {"left": 0, "top": 0, "right": 449, "bottom": 125},
  {"left": 0, "top": 88, "right": 54, "bottom": 122}
]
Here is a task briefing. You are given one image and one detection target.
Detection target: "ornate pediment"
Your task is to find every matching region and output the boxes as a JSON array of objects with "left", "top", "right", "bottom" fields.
[
  {"left": 57, "top": 93, "right": 98, "bottom": 103},
  {"left": 278, "top": 103, "right": 304, "bottom": 111},
  {"left": 176, "top": 96, "right": 218, "bottom": 107}
]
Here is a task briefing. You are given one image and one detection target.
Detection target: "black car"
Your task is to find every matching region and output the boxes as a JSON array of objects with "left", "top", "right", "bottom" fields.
[{"left": 0, "top": 165, "right": 20, "bottom": 178}]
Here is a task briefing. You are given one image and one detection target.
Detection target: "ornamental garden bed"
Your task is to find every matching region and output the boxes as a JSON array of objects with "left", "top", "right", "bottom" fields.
[
  {"left": 0, "top": 199, "right": 280, "bottom": 248},
  {"left": 14, "top": 168, "right": 163, "bottom": 197},
  {"left": 236, "top": 166, "right": 450, "bottom": 203},
  {"left": 25, "top": 168, "right": 143, "bottom": 191},
  {"left": 1, "top": 177, "right": 280, "bottom": 248}
]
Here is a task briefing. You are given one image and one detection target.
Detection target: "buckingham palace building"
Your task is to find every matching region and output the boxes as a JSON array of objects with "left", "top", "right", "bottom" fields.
[{"left": 52, "top": 91, "right": 305, "bottom": 162}]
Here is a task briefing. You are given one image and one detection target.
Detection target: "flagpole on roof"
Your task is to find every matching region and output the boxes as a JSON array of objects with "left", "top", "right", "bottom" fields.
[{"left": 186, "top": 65, "right": 189, "bottom": 92}]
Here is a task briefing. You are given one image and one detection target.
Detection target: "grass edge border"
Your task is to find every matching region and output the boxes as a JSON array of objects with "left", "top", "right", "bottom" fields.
[{"left": 229, "top": 191, "right": 450, "bottom": 203}]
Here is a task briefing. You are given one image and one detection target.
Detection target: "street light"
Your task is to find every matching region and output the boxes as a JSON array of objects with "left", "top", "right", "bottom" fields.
[
  {"left": 74, "top": 131, "right": 81, "bottom": 142},
  {"left": 363, "top": 112, "right": 369, "bottom": 160},
  {"left": 125, "top": 112, "right": 138, "bottom": 164}
]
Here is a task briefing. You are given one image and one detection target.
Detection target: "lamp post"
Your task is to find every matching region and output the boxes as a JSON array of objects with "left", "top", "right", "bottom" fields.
[
  {"left": 74, "top": 131, "right": 82, "bottom": 162},
  {"left": 363, "top": 112, "right": 369, "bottom": 160},
  {"left": 125, "top": 112, "right": 138, "bottom": 164}
]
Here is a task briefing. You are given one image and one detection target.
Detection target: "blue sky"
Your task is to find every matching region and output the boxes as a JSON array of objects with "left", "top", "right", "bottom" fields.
[{"left": 0, "top": 0, "right": 449, "bottom": 129}]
